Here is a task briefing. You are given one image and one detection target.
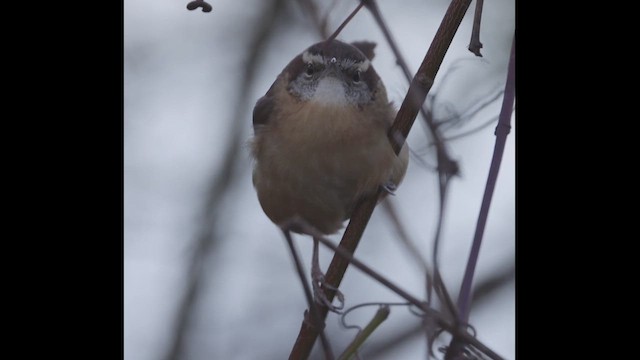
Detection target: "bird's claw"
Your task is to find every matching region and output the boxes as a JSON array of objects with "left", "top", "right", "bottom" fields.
[
  {"left": 381, "top": 182, "right": 397, "bottom": 195},
  {"left": 312, "top": 268, "right": 345, "bottom": 313}
]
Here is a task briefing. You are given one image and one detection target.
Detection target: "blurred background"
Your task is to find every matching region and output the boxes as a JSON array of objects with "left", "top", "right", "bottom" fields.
[{"left": 124, "top": 0, "right": 515, "bottom": 359}]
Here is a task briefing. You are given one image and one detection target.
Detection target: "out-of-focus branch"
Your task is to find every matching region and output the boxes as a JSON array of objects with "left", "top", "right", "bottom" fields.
[
  {"left": 296, "top": 0, "right": 331, "bottom": 39},
  {"left": 438, "top": 86, "right": 503, "bottom": 132},
  {"left": 288, "top": 1, "right": 476, "bottom": 358},
  {"left": 381, "top": 200, "right": 428, "bottom": 273},
  {"left": 162, "top": 1, "right": 286, "bottom": 359}
]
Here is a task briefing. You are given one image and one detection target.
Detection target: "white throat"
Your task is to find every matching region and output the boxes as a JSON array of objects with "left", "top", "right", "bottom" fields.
[{"left": 311, "top": 77, "right": 347, "bottom": 106}]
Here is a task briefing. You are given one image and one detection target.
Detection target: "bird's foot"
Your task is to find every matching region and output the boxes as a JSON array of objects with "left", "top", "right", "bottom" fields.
[
  {"left": 381, "top": 181, "right": 397, "bottom": 195},
  {"left": 312, "top": 266, "right": 345, "bottom": 313}
]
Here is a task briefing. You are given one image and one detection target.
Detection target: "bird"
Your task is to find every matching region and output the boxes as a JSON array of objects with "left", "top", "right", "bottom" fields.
[{"left": 250, "top": 39, "right": 409, "bottom": 311}]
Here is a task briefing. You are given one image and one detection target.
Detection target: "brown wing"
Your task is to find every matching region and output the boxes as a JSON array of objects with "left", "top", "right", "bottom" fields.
[
  {"left": 252, "top": 81, "right": 278, "bottom": 133},
  {"left": 252, "top": 96, "right": 274, "bottom": 131}
]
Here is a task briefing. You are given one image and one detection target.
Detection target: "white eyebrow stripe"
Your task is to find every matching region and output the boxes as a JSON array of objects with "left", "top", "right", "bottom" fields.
[
  {"left": 303, "top": 50, "right": 371, "bottom": 71},
  {"left": 302, "top": 51, "right": 324, "bottom": 64},
  {"left": 338, "top": 58, "right": 370, "bottom": 72},
  {"left": 356, "top": 58, "right": 370, "bottom": 72}
]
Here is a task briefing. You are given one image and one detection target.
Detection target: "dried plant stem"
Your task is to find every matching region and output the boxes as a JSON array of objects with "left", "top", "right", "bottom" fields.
[
  {"left": 457, "top": 35, "right": 515, "bottom": 325},
  {"left": 446, "top": 35, "right": 515, "bottom": 360},
  {"left": 468, "top": 0, "right": 484, "bottom": 56},
  {"left": 381, "top": 200, "right": 428, "bottom": 272},
  {"left": 338, "top": 305, "right": 390, "bottom": 360},
  {"left": 386, "top": 0, "right": 473, "bottom": 154},
  {"left": 288, "top": 1, "right": 475, "bottom": 358}
]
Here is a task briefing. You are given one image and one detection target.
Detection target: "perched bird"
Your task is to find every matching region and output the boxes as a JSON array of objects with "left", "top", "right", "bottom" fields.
[{"left": 250, "top": 39, "right": 409, "bottom": 310}]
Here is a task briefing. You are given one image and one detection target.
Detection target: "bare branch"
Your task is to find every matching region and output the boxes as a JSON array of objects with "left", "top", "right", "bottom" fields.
[
  {"left": 327, "top": 2, "right": 365, "bottom": 42},
  {"left": 457, "top": 35, "right": 515, "bottom": 324},
  {"left": 468, "top": 0, "right": 484, "bottom": 56},
  {"left": 447, "top": 35, "right": 515, "bottom": 360},
  {"left": 296, "top": 0, "right": 328, "bottom": 38},
  {"left": 381, "top": 200, "right": 429, "bottom": 273}
]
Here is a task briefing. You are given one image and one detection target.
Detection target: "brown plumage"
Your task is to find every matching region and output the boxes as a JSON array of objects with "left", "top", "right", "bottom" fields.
[{"left": 251, "top": 40, "right": 409, "bottom": 235}]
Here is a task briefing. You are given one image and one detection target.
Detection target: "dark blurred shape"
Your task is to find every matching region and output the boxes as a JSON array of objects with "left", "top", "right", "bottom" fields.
[
  {"left": 296, "top": 0, "right": 331, "bottom": 38},
  {"left": 350, "top": 41, "right": 376, "bottom": 60},
  {"left": 186, "top": 0, "right": 212, "bottom": 13},
  {"left": 163, "top": 0, "right": 287, "bottom": 359}
]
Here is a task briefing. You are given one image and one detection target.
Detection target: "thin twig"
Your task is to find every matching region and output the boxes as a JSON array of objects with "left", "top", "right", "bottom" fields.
[
  {"left": 416, "top": 86, "right": 504, "bottom": 153},
  {"left": 468, "top": 0, "right": 484, "bottom": 56},
  {"left": 327, "top": 2, "right": 365, "bottom": 42},
  {"left": 438, "top": 86, "right": 503, "bottom": 132},
  {"left": 447, "top": 35, "right": 515, "bottom": 360},
  {"left": 457, "top": 35, "right": 515, "bottom": 324},
  {"left": 443, "top": 115, "right": 498, "bottom": 142},
  {"left": 381, "top": 200, "right": 429, "bottom": 273}
]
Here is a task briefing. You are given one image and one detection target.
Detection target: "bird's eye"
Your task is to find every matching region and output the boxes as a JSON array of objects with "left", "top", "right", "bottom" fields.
[
  {"left": 352, "top": 70, "right": 361, "bottom": 83},
  {"left": 305, "top": 63, "right": 314, "bottom": 77}
]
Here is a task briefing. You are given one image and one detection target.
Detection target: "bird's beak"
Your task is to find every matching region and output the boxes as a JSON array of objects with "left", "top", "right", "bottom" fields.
[{"left": 322, "top": 62, "right": 343, "bottom": 80}]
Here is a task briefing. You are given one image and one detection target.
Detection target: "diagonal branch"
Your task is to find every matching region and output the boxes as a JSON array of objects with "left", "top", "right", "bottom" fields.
[
  {"left": 363, "top": 0, "right": 459, "bottom": 179},
  {"left": 288, "top": 0, "right": 475, "bottom": 358}
]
